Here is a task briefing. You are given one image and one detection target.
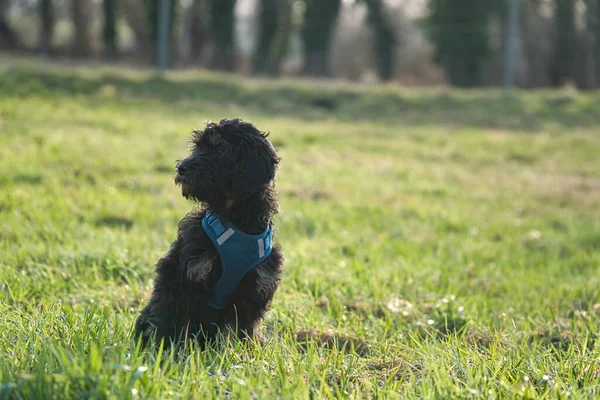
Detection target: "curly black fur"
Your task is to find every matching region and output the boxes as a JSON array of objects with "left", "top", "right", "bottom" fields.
[{"left": 135, "top": 118, "right": 283, "bottom": 347}]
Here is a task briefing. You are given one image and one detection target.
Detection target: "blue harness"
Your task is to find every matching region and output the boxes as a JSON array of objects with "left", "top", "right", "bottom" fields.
[{"left": 201, "top": 210, "right": 273, "bottom": 309}]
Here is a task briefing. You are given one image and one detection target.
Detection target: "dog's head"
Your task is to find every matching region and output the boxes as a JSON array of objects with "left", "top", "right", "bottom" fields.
[{"left": 175, "top": 118, "right": 279, "bottom": 203}]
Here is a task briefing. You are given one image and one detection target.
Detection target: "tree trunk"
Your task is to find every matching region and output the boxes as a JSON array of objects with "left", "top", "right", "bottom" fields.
[
  {"left": 121, "top": 0, "right": 151, "bottom": 58},
  {"left": 266, "top": 0, "right": 292, "bottom": 77},
  {"left": 596, "top": 0, "right": 600, "bottom": 84},
  {"left": 103, "top": 0, "right": 118, "bottom": 59},
  {"left": 0, "top": 0, "right": 19, "bottom": 49},
  {"left": 427, "top": 0, "right": 492, "bottom": 87},
  {"left": 520, "top": 0, "right": 543, "bottom": 87},
  {"left": 254, "top": 0, "right": 278, "bottom": 75},
  {"left": 208, "top": 0, "right": 236, "bottom": 71},
  {"left": 144, "top": 0, "right": 177, "bottom": 64},
  {"left": 39, "top": 0, "right": 54, "bottom": 57},
  {"left": 550, "top": 0, "right": 576, "bottom": 86},
  {"left": 190, "top": 0, "right": 207, "bottom": 63},
  {"left": 580, "top": 0, "right": 597, "bottom": 89},
  {"left": 71, "top": 0, "right": 92, "bottom": 57},
  {"left": 254, "top": 0, "right": 291, "bottom": 76},
  {"left": 363, "top": 0, "right": 397, "bottom": 81},
  {"left": 301, "top": 0, "right": 341, "bottom": 77}
]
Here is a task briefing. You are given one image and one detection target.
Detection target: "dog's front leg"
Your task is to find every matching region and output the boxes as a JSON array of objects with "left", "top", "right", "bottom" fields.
[
  {"left": 230, "top": 311, "right": 261, "bottom": 342},
  {"left": 228, "top": 262, "right": 280, "bottom": 343},
  {"left": 135, "top": 240, "right": 182, "bottom": 346},
  {"left": 186, "top": 252, "right": 216, "bottom": 285},
  {"left": 135, "top": 307, "right": 158, "bottom": 346}
]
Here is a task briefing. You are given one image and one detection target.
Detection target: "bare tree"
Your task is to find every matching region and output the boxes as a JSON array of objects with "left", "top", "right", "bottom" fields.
[
  {"left": 254, "top": 0, "right": 278, "bottom": 74},
  {"left": 362, "top": 0, "right": 397, "bottom": 81},
  {"left": 71, "top": 0, "right": 92, "bottom": 57},
  {"left": 254, "top": 0, "right": 292, "bottom": 76},
  {"left": 121, "top": 0, "right": 151, "bottom": 58},
  {"left": 301, "top": 0, "right": 342, "bottom": 77},
  {"left": 103, "top": 0, "right": 118, "bottom": 59},
  {"left": 595, "top": 0, "right": 600, "bottom": 84},
  {"left": 550, "top": 0, "right": 576, "bottom": 86},
  {"left": 144, "top": 0, "right": 177, "bottom": 64},
  {"left": 266, "top": 0, "right": 292, "bottom": 76},
  {"left": 588, "top": 0, "right": 600, "bottom": 86},
  {"left": 39, "top": 0, "right": 54, "bottom": 57},
  {"left": 189, "top": 0, "right": 207, "bottom": 63},
  {"left": 0, "top": 0, "right": 20, "bottom": 49},
  {"left": 427, "top": 0, "right": 495, "bottom": 87},
  {"left": 208, "top": 0, "right": 237, "bottom": 71},
  {"left": 519, "top": 0, "right": 553, "bottom": 87}
]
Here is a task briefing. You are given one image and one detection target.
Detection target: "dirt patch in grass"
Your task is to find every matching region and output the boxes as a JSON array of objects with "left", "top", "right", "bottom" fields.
[
  {"left": 296, "top": 328, "right": 370, "bottom": 356},
  {"left": 367, "top": 359, "right": 425, "bottom": 382},
  {"left": 529, "top": 324, "right": 576, "bottom": 350}
]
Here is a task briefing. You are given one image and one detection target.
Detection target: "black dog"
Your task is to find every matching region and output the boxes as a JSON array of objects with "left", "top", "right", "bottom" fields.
[{"left": 135, "top": 118, "right": 283, "bottom": 347}]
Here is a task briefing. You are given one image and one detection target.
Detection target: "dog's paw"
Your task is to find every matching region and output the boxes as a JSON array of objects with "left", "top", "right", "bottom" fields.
[
  {"left": 186, "top": 254, "right": 216, "bottom": 283},
  {"left": 135, "top": 314, "right": 157, "bottom": 344}
]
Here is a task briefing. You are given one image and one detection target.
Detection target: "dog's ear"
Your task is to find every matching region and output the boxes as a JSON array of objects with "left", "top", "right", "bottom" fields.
[{"left": 228, "top": 140, "right": 279, "bottom": 200}]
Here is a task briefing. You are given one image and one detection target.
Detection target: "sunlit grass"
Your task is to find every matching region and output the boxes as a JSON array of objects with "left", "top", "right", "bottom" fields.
[{"left": 1, "top": 58, "right": 599, "bottom": 398}]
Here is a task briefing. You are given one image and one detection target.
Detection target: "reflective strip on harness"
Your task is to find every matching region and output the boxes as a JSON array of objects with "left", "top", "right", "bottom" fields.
[{"left": 217, "top": 228, "right": 235, "bottom": 245}]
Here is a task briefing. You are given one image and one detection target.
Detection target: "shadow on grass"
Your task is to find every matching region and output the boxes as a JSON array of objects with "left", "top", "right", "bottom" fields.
[
  {"left": 95, "top": 215, "right": 134, "bottom": 230},
  {"left": 2, "top": 66, "right": 600, "bottom": 130},
  {"left": 13, "top": 173, "right": 44, "bottom": 185}
]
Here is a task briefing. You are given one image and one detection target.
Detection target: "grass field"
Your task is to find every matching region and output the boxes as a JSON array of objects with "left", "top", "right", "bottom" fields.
[{"left": 1, "top": 57, "right": 600, "bottom": 399}]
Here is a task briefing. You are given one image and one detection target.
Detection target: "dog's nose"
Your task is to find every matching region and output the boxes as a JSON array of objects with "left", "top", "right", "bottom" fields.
[{"left": 176, "top": 162, "right": 186, "bottom": 174}]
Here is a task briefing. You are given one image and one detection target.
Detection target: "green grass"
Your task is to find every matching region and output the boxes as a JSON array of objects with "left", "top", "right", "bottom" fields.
[{"left": 1, "top": 56, "right": 600, "bottom": 399}]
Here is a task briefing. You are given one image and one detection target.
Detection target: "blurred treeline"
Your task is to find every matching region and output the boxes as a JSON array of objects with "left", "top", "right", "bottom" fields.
[{"left": 0, "top": 0, "right": 597, "bottom": 88}]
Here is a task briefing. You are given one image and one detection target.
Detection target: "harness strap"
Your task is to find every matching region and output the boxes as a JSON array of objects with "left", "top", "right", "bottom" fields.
[
  {"left": 206, "top": 212, "right": 226, "bottom": 236},
  {"left": 201, "top": 210, "right": 273, "bottom": 309}
]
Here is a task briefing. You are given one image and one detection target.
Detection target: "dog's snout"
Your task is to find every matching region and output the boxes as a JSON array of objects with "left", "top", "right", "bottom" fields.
[{"left": 176, "top": 162, "right": 186, "bottom": 174}]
